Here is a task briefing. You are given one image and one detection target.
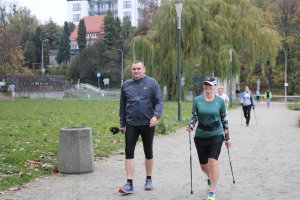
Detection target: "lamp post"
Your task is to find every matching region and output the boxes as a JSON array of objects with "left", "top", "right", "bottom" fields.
[
  {"left": 229, "top": 48, "right": 233, "bottom": 108},
  {"left": 41, "top": 39, "right": 49, "bottom": 76},
  {"left": 118, "top": 49, "right": 124, "bottom": 86},
  {"left": 175, "top": 0, "right": 183, "bottom": 121}
]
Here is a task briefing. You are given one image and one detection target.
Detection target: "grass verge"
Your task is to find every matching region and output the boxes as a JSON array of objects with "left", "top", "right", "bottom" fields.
[
  {"left": 288, "top": 103, "right": 300, "bottom": 110},
  {"left": 0, "top": 99, "right": 192, "bottom": 191}
]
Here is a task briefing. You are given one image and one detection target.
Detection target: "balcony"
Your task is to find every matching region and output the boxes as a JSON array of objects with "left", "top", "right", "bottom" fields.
[{"left": 89, "top": 8, "right": 117, "bottom": 15}]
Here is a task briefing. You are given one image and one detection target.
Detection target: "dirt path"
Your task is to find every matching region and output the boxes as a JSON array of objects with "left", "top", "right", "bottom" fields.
[{"left": 1, "top": 102, "right": 300, "bottom": 200}]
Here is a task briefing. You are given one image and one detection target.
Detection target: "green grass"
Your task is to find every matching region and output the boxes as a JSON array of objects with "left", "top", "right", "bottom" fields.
[
  {"left": 288, "top": 103, "right": 300, "bottom": 110},
  {"left": 0, "top": 99, "right": 193, "bottom": 191}
]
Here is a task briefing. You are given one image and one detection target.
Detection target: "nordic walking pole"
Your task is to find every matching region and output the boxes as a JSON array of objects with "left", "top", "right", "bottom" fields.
[
  {"left": 188, "top": 130, "right": 193, "bottom": 194},
  {"left": 253, "top": 108, "right": 258, "bottom": 125},
  {"left": 240, "top": 107, "right": 243, "bottom": 125},
  {"left": 226, "top": 146, "right": 236, "bottom": 184}
]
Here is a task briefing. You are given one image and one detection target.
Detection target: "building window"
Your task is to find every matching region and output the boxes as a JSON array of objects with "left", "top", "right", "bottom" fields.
[
  {"left": 123, "top": 1, "right": 131, "bottom": 9},
  {"left": 73, "top": 3, "right": 81, "bottom": 11},
  {"left": 73, "top": 14, "right": 80, "bottom": 22},
  {"left": 124, "top": 11, "right": 131, "bottom": 19},
  {"left": 112, "top": 3, "right": 117, "bottom": 11},
  {"left": 90, "top": 5, "right": 94, "bottom": 12}
]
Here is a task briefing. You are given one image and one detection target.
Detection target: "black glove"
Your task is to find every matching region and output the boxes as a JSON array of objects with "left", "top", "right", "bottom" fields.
[
  {"left": 224, "top": 133, "right": 230, "bottom": 141},
  {"left": 240, "top": 103, "right": 243, "bottom": 106},
  {"left": 110, "top": 127, "right": 120, "bottom": 135},
  {"left": 252, "top": 105, "right": 255, "bottom": 110}
]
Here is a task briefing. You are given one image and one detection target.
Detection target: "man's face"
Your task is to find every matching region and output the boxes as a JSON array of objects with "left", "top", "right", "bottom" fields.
[{"left": 131, "top": 62, "right": 145, "bottom": 80}]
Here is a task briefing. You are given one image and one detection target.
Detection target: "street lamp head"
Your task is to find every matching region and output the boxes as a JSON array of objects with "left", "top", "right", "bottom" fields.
[{"left": 175, "top": 0, "right": 183, "bottom": 18}]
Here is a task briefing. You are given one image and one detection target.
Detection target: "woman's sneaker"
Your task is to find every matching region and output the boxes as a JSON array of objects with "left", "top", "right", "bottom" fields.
[
  {"left": 144, "top": 179, "right": 153, "bottom": 190},
  {"left": 119, "top": 182, "right": 134, "bottom": 194},
  {"left": 207, "top": 191, "right": 216, "bottom": 200}
]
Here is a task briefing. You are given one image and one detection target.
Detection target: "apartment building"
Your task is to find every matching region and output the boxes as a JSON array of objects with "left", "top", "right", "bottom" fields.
[{"left": 67, "top": 0, "right": 158, "bottom": 27}]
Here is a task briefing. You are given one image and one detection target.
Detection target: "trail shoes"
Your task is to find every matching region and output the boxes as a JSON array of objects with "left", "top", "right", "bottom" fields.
[
  {"left": 207, "top": 191, "right": 216, "bottom": 200},
  {"left": 144, "top": 179, "right": 153, "bottom": 191},
  {"left": 118, "top": 182, "right": 134, "bottom": 194}
]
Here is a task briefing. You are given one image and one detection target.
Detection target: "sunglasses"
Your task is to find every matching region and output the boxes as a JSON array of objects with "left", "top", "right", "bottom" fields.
[{"left": 203, "top": 83, "right": 213, "bottom": 86}]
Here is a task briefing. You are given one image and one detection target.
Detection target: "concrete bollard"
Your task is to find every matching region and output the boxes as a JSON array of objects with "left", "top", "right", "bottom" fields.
[{"left": 58, "top": 127, "right": 94, "bottom": 174}]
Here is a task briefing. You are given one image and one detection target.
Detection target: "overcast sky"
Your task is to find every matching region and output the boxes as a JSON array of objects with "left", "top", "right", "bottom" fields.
[{"left": 3, "top": 0, "right": 68, "bottom": 25}]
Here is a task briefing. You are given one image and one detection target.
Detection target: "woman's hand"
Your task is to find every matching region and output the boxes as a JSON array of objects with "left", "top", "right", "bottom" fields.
[{"left": 186, "top": 124, "right": 193, "bottom": 132}]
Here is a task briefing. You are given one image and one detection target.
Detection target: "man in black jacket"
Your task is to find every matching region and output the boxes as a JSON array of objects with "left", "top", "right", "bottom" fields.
[{"left": 118, "top": 60, "right": 163, "bottom": 194}]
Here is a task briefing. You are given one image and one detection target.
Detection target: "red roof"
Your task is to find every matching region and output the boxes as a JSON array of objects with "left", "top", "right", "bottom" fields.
[{"left": 69, "top": 15, "right": 105, "bottom": 41}]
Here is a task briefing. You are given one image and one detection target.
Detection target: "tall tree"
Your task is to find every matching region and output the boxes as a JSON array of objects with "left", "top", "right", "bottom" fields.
[
  {"left": 7, "top": 6, "right": 39, "bottom": 44},
  {"left": 42, "top": 19, "right": 62, "bottom": 49},
  {"left": 0, "top": 29, "right": 23, "bottom": 77},
  {"left": 271, "top": 0, "right": 300, "bottom": 94},
  {"left": 24, "top": 40, "right": 36, "bottom": 68},
  {"left": 137, "top": 0, "right": 159, "bottom": 35},
  {"left": 114, "top": 17, "right": 122, "bottom": 48},
  {"left": 121, "top": 17, "right": 133, "bottom": 40},
  {"left": 104, "top": 11, "right": 115, "bottom": 47},
  {"left": 70, "top": 42, "right": 119, "bottom": 83},
  {"left": 77, "top": 19, "right": 86, "bottom": 51},
  {"left": 56, "top": 21, "right": 71, "bottom": 64},
  {"left": 134, "top": 0, "right": 281, "bottom": 100},
  {"left": 33, "top": 26, "right": 43, "bottom": 66}
]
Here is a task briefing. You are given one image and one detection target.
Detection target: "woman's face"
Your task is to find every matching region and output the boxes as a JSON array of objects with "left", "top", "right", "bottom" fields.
[
  {"left": 218, "top": 88, "right": 223, "bottom": 95},
  {"left": 203, "top": 83, "right": 214, "bottom": 94},
  {"left": 245, "top": 86, "right": 249, "bottom": 92}
]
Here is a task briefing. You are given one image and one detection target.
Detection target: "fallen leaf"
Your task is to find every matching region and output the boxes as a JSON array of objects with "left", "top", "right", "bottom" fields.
[{"left": 9, "top": 186, "right": 21, "bottom": 191}]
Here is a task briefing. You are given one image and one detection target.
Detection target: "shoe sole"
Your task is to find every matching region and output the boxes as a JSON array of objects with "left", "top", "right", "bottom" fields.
[{"left": 118, "top": 188, "right": 134, "bottom": 194}]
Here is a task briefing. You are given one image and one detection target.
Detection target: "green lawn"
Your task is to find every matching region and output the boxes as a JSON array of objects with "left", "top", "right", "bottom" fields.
[
  {"left": 0, "top": 99, "right": 192, "bottom": 191},
  {"left": 288, "top": 103, "right": 300, "bottom": 110}
]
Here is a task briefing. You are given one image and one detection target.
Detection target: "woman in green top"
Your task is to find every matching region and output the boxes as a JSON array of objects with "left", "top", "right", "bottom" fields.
[{"left": 186, "top": 77, "right": 231, "bottom": 200}]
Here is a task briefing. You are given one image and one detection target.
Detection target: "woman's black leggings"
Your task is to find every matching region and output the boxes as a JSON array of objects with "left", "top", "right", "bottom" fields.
[
  {"left": 125, "top": 124, "right": 155, "bottom": 159},
  {"left": 243, "top": 105, "right": 252, "bottom": 124}
]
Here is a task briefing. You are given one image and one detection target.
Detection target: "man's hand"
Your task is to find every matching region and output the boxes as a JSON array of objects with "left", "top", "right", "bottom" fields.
[
  {"left": 149, "top": 116, "right": 158, "bottom": 127},
  {"left": 119, "top": 127, "right": 126, "bottom": 134},
  {"left": 252, "top": 105, "right": 255, "bottom": 110},
  {"left": 240, "top": 103, "right": 243, "bottom": 106}
]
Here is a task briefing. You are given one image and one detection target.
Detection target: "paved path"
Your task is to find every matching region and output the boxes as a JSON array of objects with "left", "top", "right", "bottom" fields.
[{"left": 1, "top": 102, "right": 300, "bottom": 200}]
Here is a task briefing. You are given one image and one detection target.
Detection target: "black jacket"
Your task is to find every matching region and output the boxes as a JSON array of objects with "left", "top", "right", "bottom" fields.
[{"left": 119, "top": 76, "right": 163, "bottom": 127}]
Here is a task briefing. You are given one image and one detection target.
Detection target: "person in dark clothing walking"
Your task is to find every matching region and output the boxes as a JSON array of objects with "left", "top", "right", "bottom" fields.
[
  {"left": 241, "top": 86, "right": 255, "bottom": 126},
  {"left": 118, "top": 60, "right": 163, "bottom": 194}
]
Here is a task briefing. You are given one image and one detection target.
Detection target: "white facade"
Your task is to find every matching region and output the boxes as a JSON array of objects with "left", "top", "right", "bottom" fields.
[
  {"left": 118, "top": 0, "right": 138, "bottom": 27},
  {"left": 67, "top": 0, "right": 155, "bottom": 27},
  {"left": 67, "top": 0, "right": 89, "bottom": 25}
]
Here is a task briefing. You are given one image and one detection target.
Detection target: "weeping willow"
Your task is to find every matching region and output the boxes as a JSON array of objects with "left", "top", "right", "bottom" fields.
[{"left": 133, "top": 0, "right": 281, "bottom": 100}]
